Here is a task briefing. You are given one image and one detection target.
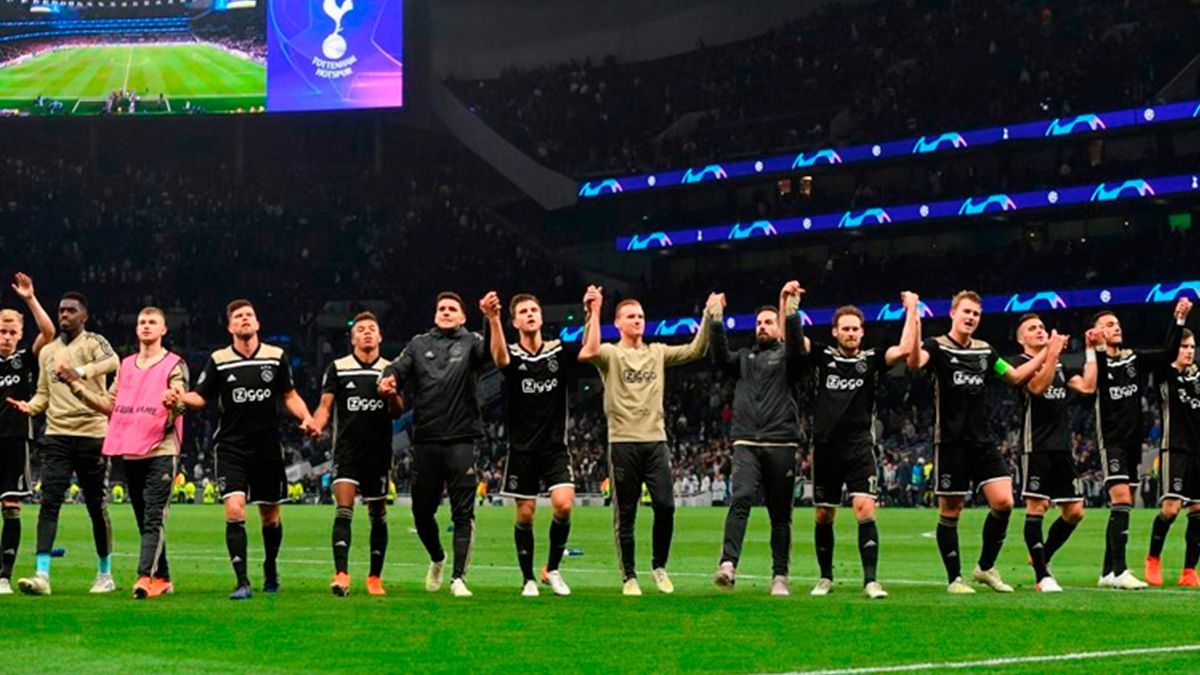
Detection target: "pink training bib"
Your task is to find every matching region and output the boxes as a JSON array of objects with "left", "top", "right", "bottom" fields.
[{"left": 102, "top": 352, "right": 184, "bottom": 457}]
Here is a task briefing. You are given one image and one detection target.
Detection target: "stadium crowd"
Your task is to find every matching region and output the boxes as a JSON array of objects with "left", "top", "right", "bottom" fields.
[{"left": 449, "top": 0, "right": 1199, "bottom": 175}]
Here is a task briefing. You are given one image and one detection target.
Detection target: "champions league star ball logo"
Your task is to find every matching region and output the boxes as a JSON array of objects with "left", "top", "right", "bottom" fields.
[{"left": 322, "top": 0, "right": 354, "bottom": 59}]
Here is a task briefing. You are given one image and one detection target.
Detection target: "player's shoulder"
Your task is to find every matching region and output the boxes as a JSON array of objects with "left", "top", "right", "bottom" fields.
[
  {"left": 257, "top": 343, "right": 286, "bottom": 361},
  {"left": 83, "top": 330, "right": 115, "bottom": 353},
  {"left": 333, "top": 355, "right": 361, "bottom": 371},
  {"left": 210, "top": 346, "right": 239, "bottom": 364},
  {"left": 1111, "top": 349, "right": 1136, "bottom": 363}
]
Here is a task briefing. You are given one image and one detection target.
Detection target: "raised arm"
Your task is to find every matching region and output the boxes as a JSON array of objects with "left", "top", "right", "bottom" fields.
[
  {"left": 1142, "top": 298, "right": 1192, "bottom": 368},
  {"left": 886, "top": 291, "right": 919, "bottom": 366},
  {"left": 577, "top": 286, "right": 604, "bottom": 363},
  {"left": 906, "top": 295, "right": 929, "bottom": 370},
  {"left": 1067, "top": 329, "right": 1100, "bottom": 395},
  {"left": 708, "top": 299, "right": 739, "bottom": 376},
  {"left": 1002, "top": 335, "right": 1053, "bottom": 386},
  {"left": 12, "top": 273, "right": 54, "bottom": 355},
  {"left": 662, "top": 293, "right": 723, "bottom": 367},
  {"left": 1025, "top": 333, "right": 1064, "bottom": 396},
  {"left": 480, "top": 291, "right": 510, "bottom": 369},
  {"left": 779, "top": 282, "right": 808, "bottom": 381}
]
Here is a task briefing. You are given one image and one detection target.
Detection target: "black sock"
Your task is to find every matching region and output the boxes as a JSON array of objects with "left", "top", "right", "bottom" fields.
[
  {"left": 1102, "top": 510, "right": 1115, "bottom": 576},
  {"left": 369, "top": 512, "right": 388, "bottom": 578},
  {"left": 1024, "top": 514, "right": 1049, "bottom": 581},
  {"left": 815, "top": 521, "right": 834, "bottom": 580},
  {"left": 262, "top": 522, "right": 283, "bottom": 581},
  {"left": 1, "top": 507, "right": 19, "bottom": 580},
  {"left": 1043, "top": 516, "right": 1078, "bottom": 564},
  {"left": 452, "top": 519, "right": 474, "bottom": 579},
  {"left": 1186, "top": 512, "right": 1200, "bottom": 570},
  {"left": 547, "top": 516, "right": 570, "bottom": 572},
  {"left": 977, "top": 508, "right": 1010, "bottom": 571},
  {"left": 332, "top": 507, "right": 352, "bottom": 575},
  {"left": 514, "top": 523, "right": 535, "bottom": 582},
  {"left": 1149, "top": 513, "right": 1176, "bottom": 559},
  {"left": 226, "top": 520, "right": 249, "bottom": 585},
  {"left": 858, "top": 519, "right": 879, "bottom": 584},
  {"left": 936, "top": 515, "right": 961, "bottom": 583},
  {"left": 1108, "top": 505, "right": 1131, "bottom": 575}
]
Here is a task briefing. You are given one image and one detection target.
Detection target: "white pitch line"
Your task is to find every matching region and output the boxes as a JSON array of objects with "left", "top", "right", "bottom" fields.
[
  {"left": 763, "top": 643, "right": 1200, "bottom": 675},
  {"left": 121, "top": 45, "right": 134, "bottom": 92}
]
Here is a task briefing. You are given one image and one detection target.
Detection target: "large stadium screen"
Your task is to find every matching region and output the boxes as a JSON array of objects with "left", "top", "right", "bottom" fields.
[{"left": 0, "top": 0, "right": 402, "bottom": 115}]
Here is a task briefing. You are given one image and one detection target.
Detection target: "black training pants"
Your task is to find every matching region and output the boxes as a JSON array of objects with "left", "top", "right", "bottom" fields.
[
  {"left": 36, "top": 436, "right": 111, "bottom": 558},
  {"left": 719, "top": 444, "right": 796, "bottom": 576},
  {"left": 126, "top": 455, "right": 176, "bottom": 579},
  {"left": 410, "top": 441, "right": 477, "bottom": 579},
  {"left": 608, "top": 441, "right": 675, "bottom": 579}
]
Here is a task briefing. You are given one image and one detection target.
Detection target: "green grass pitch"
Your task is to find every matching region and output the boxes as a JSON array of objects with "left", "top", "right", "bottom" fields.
[
  {"left": 3, "top": 504, "right": 1199, "bottom": 673},
  {"left": 0, "top": 43, "right": 264, "bottom": 114}
]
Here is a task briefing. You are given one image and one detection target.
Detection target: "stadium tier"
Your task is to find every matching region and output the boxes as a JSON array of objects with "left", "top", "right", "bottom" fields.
[{"left": 580, "top": 99, "right": 1200, "bottom": 199}]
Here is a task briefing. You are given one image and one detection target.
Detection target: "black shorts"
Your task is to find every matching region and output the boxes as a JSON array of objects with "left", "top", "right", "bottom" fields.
[
  {"left": 933, "top": 442, "right": 1010, "bottom": 496},
  {"left": 215, "top": 443, "right": 288, "bottom": 505},
  {"left": 811, "top": 440, "right": 877, "bottom": 507},
  {"left": 1161, "top": 450, "right": 1200, "bottom": 503},
  {"left": 1021, "top": 452, "right": 1082, "bottom": 503},
  {"left": 500, "top": 444, "right": 575, "bottom": 499},
  {"left": 1100, "top": 445, "right": 1140, "bottom": 487},
  {"left": 0, "top": 437, "right": 31, "bottom": 500},
  {"left": 332, "top": 447, "right": 393, "bottom": 501}
]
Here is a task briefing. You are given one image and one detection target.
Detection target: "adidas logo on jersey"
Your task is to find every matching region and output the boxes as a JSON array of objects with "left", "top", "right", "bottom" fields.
[
  {"left": 518, "top": 364, "right": 528, "bottom": 371},
  {"left": 345, "top": 382, "right": 356, "bottom": 389},
  {"left": 227, "top": 374, "right": 237, "bottom": 382}
]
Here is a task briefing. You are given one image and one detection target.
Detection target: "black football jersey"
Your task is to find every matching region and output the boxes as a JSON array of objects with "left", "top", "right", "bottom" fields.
[
  {"left": 501, "top": 339, "right": 576, "bottom": 452},
  {"left": 924, "top": 335, "right": 1006, "bottom": 445},
  {"left": 1013, "top": 353, "right": 1076, "bottom": 453},
  {"left": 321, "top": 354, "right": 392, "bottom": 458},
  {"left": 0, "top": 348, "right": 34, "bottom": 439},
  {"left": 807, "top": 342, "right": 888, "bottom": 446},
  {"left": 194, "top": 343, "right": 295, "bottom": 450}
]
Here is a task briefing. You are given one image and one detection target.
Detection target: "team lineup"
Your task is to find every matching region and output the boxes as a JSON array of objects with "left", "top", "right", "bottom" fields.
[{"left": 2, "top": 273, "right": 1199, "bottom": 600}]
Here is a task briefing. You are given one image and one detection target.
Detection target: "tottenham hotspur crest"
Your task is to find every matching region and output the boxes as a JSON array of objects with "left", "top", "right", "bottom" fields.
[{"left": 322, "top": 0, "right": 354, "bottom": 59}]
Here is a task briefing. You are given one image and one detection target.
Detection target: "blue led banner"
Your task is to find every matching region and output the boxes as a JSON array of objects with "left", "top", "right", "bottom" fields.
[
  {"left": 579, "top": 100, "right": 1200, "bottom": 199},
  {"left": 558, "top": 280, "right": 1200, "bottom": 342},
  {"left": 616, "top": 172, "right": 1200, "bottom": 252}
]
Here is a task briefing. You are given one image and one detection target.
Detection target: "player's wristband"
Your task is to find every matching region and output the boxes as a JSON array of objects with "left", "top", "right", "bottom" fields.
[
  {"left": 1179, "top": 318, "right": 1187, "bottom": 326},
  {"left": 73, "top": 366, "right": 87, "bottom": 380},
  {"left": 1085, "top": 350, "right": 1096, "bottom": 363}
]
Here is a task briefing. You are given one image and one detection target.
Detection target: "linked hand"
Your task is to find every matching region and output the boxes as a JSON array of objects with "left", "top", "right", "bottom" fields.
[
  {"left": 378, "top": 375, "right": 398, "bottom": 397},
  {"left": 5, "top": 398, "right": 30, "bottom": 415},
  {"left": 55, "top": 364, "right": 80, "bottom": 384},
  {"left": 479, "top": 291, "right": 501, "bottom": 321},
  {"left": 1176, "top": 297, "right": 1193, "bottom": 322}
]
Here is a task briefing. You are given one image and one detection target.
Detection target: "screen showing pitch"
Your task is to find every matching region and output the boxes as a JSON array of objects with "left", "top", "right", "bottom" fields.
[{"left": 0, "top": 0, "right": 402, "bottom": 115}]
